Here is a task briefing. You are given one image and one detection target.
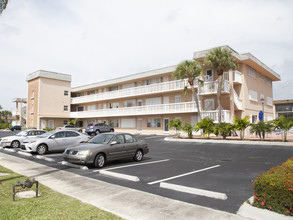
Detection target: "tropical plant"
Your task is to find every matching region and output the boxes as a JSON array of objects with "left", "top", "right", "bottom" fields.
[
  {"left": 250, "top": 121, "right": 273, "bottom": 140},
  {"left": 271, "top": 116, "right": 293, "bottom": 142},
  {"left": 1, "top": 110, "right": 12, "bottom": 123},
  {"left": 0, "top": 0, "right": 8, "bottom": 14},
  {"left": 70, "top": 118, "right": 79, "bottom": 126},
  {"left": 168, "top": 119, "right": 182, "bottom": 137},
  {"left": 174, "top": 60, "right": 203, "bottom": 120},
  {"left": 194, "top": 117, "right": 214, "bottom": 138},
  {"left": 233, "top": 116, "right": 250, "bottom": 140},
  {"left": 205, "top": 47, "right": 238, "bottom": 123},
  {"left": 214, "top": 123, "right": 234, "bottom": 139},
  {"left": 182, "top": 123, "right": 193, "bottom": 139}
]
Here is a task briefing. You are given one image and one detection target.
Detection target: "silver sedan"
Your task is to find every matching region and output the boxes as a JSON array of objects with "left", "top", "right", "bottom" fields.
[
  {"left": 22, "top": 130, "right": 91, "bottom": 155},
  {"left": 62, "top": 133, "right": 149, "bottom": 168}
]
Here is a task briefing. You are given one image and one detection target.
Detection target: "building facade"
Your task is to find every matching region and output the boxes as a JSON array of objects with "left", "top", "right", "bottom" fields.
[
  {"left": 26, "top": 46, "right": 280, "bottom": 134},
  {"left": 273, "top": 99, "right": 293, "bottom": 119}
]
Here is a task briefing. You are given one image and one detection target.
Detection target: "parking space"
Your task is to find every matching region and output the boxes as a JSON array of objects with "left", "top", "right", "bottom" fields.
[{"left": 1, "top": 131, "right": 293, "bottom": 214}]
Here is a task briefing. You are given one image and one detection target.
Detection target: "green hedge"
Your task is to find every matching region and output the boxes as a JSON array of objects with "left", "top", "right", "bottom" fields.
[{"left": 253, "top": 157, "right": 293, "bottom": 216}]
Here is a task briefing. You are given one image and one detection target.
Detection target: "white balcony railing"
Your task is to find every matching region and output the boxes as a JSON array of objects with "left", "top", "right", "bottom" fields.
[
  {"left": 71, "top": 79, "right": 197, "bottom": 104},
  {"left": 233, "top": 89, "right": 242, "bottom": 110},
  {"left": 12, "top": 110, "right": 20, "bottom": 116},
  {"left": 223, "top": 70, "right": 242, "bottom": 84},
  {"left": 201, "top": 110, "right": 231, "bottom": 123},
  {"left": 199, "top": 80, "right": 230, "bottom": 95},
  {"left": 71, "top": 102, "right": 199, "bottom": 118}
]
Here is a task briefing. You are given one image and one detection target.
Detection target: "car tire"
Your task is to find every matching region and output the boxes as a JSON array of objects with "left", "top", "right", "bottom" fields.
[
  {"left": 11, "top": 140, "right": 20, "bottom": 148},
  {"left": 110, "top": 129, "right": 114, "bottom": 132},
  {"left": 134, "top": 149, "right": 143, "bottom": 161},
  {"left": 94, "top": 153, "right": 105, "bottom": 168},
  {"left": 37, "top": 144, "right": 47, "bottom": 155},
  {"left": 95, "top": 130, "right": 100, "bottom": 135}
]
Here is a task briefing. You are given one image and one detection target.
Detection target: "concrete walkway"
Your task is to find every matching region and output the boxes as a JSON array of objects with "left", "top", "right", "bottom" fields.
[{"left": 0, "top": 152, "right": 249, "bottom": 220}]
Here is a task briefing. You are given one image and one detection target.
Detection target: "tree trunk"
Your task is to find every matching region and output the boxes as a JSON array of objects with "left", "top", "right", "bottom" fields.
[
  {"left": 217, "top": 73, "right": 223, "bottom": 123},
  {"left": 191, "top": 86, "right": 201, "bottom": 121}
]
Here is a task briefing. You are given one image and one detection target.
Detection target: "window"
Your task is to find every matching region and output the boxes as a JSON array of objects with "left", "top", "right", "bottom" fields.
[
  {"left": 109, "top": 119, "right": 119, "bottom": 128},
  {"left": 249, "top": 90, "right": 258, "bottom": 102},
  {"left": 122, "top": 83, "right": 135, "bottom": 89},
  {"left": 48, "top": 120, "right": 54, "bottom": 128},
  {"left": 66, "top": 131, "right": 79, "bottom": 137},
  {"left": 52, "top": 132, "right": 65, "bottom": 139},
  {"left": 204, "top": 99, "right": 214, "bottom": 110},
  {"left": 205, "top": 70, "right": 213, "bottom": 81},
  {"left": 146, "top": 77, "right": 161, "bottom": 85},
  {"left": 88, "top": 105, "right": 96, "bottom": 111},
  {"left": 174, "top": 96, "right": 181, "bottom": 103},
  {"left": 87, "top": 90, "right": 96, "bottom": 95},
  {"left": 137, "top": 99, "right": 142, "bottom": 106},
  {"left": 77, "top": 106, "right": 84, "bottom": 111},
  {"left": 247, "top": 66, "right": 257, "bottom": 79},
  {"left": 64, "top": 105, "right": 68, "bottom": 111},
  {"left": 124, "top": 100, "right": 135, "bottom": 107},
  {"left": 31, "top": 90, "right": 34, "bottom": 99},
  {"left": 64, "top": 90, "right": 69, "bottom": 96},
  {"left": 108, "top": 85, "right": 119, "bottom": 91},
  {"left": 265, "top": 77, "right": 272, "bottom": 87},
  {"left": 146, "top": 97, "right": 161, "bottom": 105},
  {"left": 267, "top": 97, "right": 273, "bottom": 106},
  {"left": 64, "top": 120, "right": 68, "bottom": 125},
  {"left": 113, "top": 135, "right": 125, "bottom": 144},
  {"left": 121, "top": 118, "right": 136, "bottom": 128},
  {"left": 125, "top": 134, "right": 136, "bottom": 143},
  {"left": 259, "top": 73, "right": 263, "bottom": 80},
  {"left": 109, "top": 102, "right": 119, "bottom": 109},
  {"left": 147, "top": 118, "right": 161, "bottom": 128},
  {"left": 251, "top": 115, "right": 257, "bottom": 124}
]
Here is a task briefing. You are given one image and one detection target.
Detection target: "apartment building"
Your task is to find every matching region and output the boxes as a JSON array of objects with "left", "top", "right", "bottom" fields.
[
  {"left": 26, "top": 46, "right": 280, "bottom": 134},
  {"left": 273, "top": 99, "right": 293, "bottom": 119}
]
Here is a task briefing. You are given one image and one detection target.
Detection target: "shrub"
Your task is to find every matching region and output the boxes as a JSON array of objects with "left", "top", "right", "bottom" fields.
[
  {"left": 182, "top": 123, "right": 193, "bottom": 139},
  {"left": 233, "top": 116, "right": 250, "bottom": 140},
  {"left": 0, "top": 123, "right": 11, "bottom": 129},
  {"left": 168, "top": 119, "right": 182, "bottom": 137},
  {"left": 253, "top": 157, "right": 293, "bottom": 216},
  {"left": 43, "top": 127, "right": 54, "bottom": 131},
  {"left": 214, "top": 123, "right": 234, "bottom": 139},
  {"left": 194, "top": 117, "right": 214, "bottom": 138}
]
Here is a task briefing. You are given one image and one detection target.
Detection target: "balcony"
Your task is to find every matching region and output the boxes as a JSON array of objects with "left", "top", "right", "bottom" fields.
[
  {"left": 71, "top": 79, "right": 197, "bottom": 104},
  {"left": 201, "top": 110, "right": 231, "bottom": 123},
  {"left": 223, "top": 70, "right": 242, "bottom": 84},
  {"left": 199, "top": 80, "right": 230, "bottom": 95},
  {"left": 70, "top": 102, "right": 198, "bottom": 118}
]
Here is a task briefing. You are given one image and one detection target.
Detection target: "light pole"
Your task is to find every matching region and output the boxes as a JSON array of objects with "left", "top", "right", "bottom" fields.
[{"left": 260, "top": 97, "right": 264, "bottom": 121}]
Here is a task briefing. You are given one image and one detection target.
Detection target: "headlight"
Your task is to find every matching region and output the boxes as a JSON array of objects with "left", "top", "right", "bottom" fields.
[{"left": 77, "top": 150, "right": 92, "bottom": 156}]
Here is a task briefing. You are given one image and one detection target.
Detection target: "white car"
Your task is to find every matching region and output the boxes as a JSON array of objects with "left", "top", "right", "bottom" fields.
[
  {"left": 0, "top": 129, "right": 47, "bottom": 148},
  {"left": 22, "top": 130, "right": 91, "bottom": 155}
]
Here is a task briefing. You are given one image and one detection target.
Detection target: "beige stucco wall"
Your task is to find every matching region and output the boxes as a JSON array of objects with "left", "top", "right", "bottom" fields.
[{"left": 27, "top": 78, "right": 39, "bottom": 128}]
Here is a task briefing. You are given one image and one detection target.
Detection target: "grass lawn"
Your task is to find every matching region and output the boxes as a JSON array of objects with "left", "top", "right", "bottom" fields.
[{"left": 0, "top": 165, "right": 123, "bottom": 220}]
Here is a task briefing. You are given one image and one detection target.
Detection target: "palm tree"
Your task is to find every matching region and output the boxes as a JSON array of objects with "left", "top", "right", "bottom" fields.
[
  {"left": 168, "top": 119, "right": 182, "bottom": 137},
  {"left": 174, "top": 60, "right": 203, "bottom": 120},
  {"left": 0, "top": 0, "right": 8, "bottom": 14},
  {"left": 272, "top": 116, "right": 293, "bottom": 142},
  {"left": 233, "top": 116, "right": 250, "bottom": 140},
  {"left": 250, "top": 121, "right": 273, "bottom": 140},
  {"left": 2, "top": 110, "right": 12, "bottom": 123},
  {"left": 205, "top": 47, "right": 238, "bottom": 123},
  {"left": 194, "top": 117, "right": 214, "bottom": 138}
]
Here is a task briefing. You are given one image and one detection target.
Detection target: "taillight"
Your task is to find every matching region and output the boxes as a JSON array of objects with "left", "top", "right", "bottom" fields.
[{"left": 92, "top": 124, "right": 94, "bottom": 128}]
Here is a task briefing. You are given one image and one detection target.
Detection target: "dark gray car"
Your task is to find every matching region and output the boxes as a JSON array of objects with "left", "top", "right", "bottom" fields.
[
  {"left": 62, "top": 133, "right": 149, "bottom": 168},
  {"left": 85, "top": 123, "right": 114, "bottom": 135}
]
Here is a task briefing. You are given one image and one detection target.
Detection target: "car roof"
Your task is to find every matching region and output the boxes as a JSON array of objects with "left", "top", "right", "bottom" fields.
[
  {"left": 23, "top": 129, "right": 46, "bottom": 132},
  {"left": 102, "top": 132, "right": 133, "bottom": 135}
]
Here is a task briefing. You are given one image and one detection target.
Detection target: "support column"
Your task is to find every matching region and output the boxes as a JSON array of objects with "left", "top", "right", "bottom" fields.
[{"left": 229, "top": 70, "right": 234, "bottom": 123}]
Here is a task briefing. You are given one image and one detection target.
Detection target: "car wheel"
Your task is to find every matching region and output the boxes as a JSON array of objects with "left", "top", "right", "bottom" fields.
[
  {"left": 94, "top": 153, "right": 106, "bottom": 168},
  {"left": 37, "top": 144, "right": 47, "bottom": 155},
  {"left": 95, "top": 130, "right": 100, "bottom": 135},
  {"left": 11, "top": 140, "right": 20, "bottom": 148},
  {"left": 110, "top": 129, "right": 114, "bottom": 132},
  {"left": 134, "top": 149, "right": 143, "bottom": 161}
]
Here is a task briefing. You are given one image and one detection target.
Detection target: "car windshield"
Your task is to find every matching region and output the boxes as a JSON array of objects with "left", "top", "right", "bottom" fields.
[
  {"left": 38, "top": 131, "right": 55, "bottom": 138},
  {"left": 88, "top": 134, "right": 114, "bottom": 144},
  {"left": 16, "top": 131, "right": 28, "bottom": 136}
]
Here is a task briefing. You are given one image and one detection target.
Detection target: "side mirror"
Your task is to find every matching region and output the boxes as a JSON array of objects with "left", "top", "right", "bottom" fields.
[
  {"left": 50, "top": 136, "right": 55, "bottom": 139},
  {"left": 110, "top": 141, "right": 117, "bottom": 145}
]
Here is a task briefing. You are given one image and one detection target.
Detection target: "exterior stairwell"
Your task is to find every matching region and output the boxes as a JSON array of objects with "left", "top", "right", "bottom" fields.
[{"left": 233, "top": 89, "right": 242, "bottom": 110}]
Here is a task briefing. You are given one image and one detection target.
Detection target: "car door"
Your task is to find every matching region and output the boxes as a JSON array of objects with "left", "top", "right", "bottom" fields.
[
  {"left": 107, "top": 134, "right": 127, "bottom": 160},
  {"left": 124, "top": 134, "right": 138, "bottom": 157},
  {"left": 48, "top": 131, "right": 66, "bottom": 151},
  {"left": 65, "top": 131, "right": 81, "bottom": 147}
]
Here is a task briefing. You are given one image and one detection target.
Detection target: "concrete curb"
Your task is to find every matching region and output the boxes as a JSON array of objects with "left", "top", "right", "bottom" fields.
[
  {"left": 99, "top": 170, "right": 140, "bottom": 182},
  {"left": 237, "top": 197, "right": 293, "bottom": 220},
  {"left": 164, "top": 137, "right": 293, "bottom": 146},
  {"left": 61, "top": 161, "right": 89, "bottom": 170}
]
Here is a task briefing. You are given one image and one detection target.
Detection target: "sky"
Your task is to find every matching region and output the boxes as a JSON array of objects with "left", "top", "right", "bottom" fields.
[{"left": 0, "top": 0, "right": 293, "bottom": 111}]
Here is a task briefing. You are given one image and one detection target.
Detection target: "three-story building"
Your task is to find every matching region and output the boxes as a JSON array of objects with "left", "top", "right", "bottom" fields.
[{"left": 26, "top": 46, "right": 280, "bottom": 134}]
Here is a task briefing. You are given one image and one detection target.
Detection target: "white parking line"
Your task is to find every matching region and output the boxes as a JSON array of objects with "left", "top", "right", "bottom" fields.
[
  {"left": 99, "top": 170, "right": 140, "bottom": 182},
  {"left": 93, "top": 159, "right": 170, "bottom": 172},
  {"left": 160, "top": 182, "right": 227, "bottom": 200},
  {"left": 148, "top": 165, "right": 221, "bottom": 185},
  {"left": 61, "top": 161, "right": 89, "bottom": 170}
]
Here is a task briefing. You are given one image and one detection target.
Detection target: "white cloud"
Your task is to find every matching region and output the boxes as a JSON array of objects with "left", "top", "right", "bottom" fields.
[{"left": 0, "top": 0, "right": 292, "bottom": 110}]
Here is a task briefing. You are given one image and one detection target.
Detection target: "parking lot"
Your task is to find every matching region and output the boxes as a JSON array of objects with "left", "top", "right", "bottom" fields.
[{"left": 1, "top": 130, "right": 293, "bottom": 214}]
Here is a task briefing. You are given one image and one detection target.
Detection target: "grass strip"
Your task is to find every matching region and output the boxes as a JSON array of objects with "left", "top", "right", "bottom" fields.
[{"left": 0, "top": 165, "right": 123, "bottom": 220}]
